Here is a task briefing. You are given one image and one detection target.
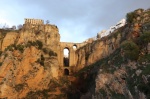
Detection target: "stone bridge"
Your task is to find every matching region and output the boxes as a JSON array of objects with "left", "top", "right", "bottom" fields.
[{"left": 57, "top": 42, "right": 86, "bottom": 75}]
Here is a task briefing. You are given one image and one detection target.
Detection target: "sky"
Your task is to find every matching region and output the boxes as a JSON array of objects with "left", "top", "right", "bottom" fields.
[{"left": 0, "top": 0, "right": 150, "bottom": 43}]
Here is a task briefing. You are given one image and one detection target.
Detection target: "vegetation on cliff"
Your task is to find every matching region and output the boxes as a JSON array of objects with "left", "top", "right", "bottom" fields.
[
  {"left": 69, "top": 8, "right": 150, "bottom": 99},
  {"left": 0, "top": 8, "right": 150, "bottom": 99},
  {"left": 0, "top": 23, "right": 60, "bottom": 99}
]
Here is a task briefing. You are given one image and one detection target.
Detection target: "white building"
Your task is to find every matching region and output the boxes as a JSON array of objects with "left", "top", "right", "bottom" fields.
[
  {"left": 116, "top": 18, "right": 126, "bottom": 28},
  {"left": 97, "top": 18, "right": 126, "bottom": 38}
]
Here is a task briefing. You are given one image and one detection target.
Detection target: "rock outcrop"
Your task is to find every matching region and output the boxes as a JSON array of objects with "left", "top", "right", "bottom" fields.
[
  {"left": 72, "top": 8, "right": 150, "bottom": 99},
  {"left": 1, "top": 32, "right": 18, "bottom": 51},
  {"left": 0, "top": 8, "right": 150, "bottom": 99},
  {"left": 75, "top": 31, "right": 121, "bottom": 71},
  {"left": 0, "top": 23, "right": 60, "bottom": 99},
  {"left": 0, "top": 46, "right": 59, "bottom": 98}
]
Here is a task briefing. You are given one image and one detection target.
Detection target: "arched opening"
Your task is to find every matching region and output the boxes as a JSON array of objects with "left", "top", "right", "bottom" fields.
[
  {"left": 112, "top": 44, "right": 114, "bottom": 50},
  {"left": 63, "top": 48, "right": 70, "bottom": 67},
  {"left": 64, "top": 69, "right": 69, "bottom": 75},
  {"left": 73, "top": 44, "right": 77, "bottom": 50}
]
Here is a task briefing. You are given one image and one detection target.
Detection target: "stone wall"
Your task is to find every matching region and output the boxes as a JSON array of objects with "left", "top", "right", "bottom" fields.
[{"left": 25, "top": 18, "right": 44, "bottom": 25}]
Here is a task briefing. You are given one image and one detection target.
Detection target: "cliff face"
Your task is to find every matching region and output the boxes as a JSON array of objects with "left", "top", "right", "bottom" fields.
[
  {"left": 0, "top": 24, "right": 60, "bottom": 99},
  {"left": 1, "top": 24, "right": 60, "bottom": 51},
  {"left": 0, "top": 46, "right": 57, "bottom": 98},
  {"left": 0, "top": 8, "right": 150, "bottom": 99},
  {"left": 75, "top": 8, "right": 150, "bottom": 72},
  {"left": 75, "top": 34, "right": 121, "bottom": 71},
  {"left": 1, "top": 32, "right": 18, "bottom": 51},
  {"left": 72, "top": 8, "right": 150, "bottom": 99}
]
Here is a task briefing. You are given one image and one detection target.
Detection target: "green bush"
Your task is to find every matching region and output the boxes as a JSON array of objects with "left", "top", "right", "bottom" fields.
[
  {"left": 26, "top": 41, "right": 32, "bottom": 47},
  {"left": 138, "top": 54, "right": 150, "bottom": 63},
  {"left": 121, "top": 40, "right": 139, "bottom": 60},
  {"left": 0, "top": 62, "right": 2, "bottom": 66},
  {"left": 0, "top": 51, "right": 2, "bottom": 56},
  {"left": 16, "top": 44, "right": 24, "bottom": 53},
  {"left": 4, "top": 44, "right": 25, "bottom": 53},
  {"left": 126, "top": 11, "right": 138, "bottom": 24},
  {"left": 142, "top": 64, "right": 150, "bottom": 75},
  {"left": 36, "top": 55, "right": 45, "bottom": 66},
  {"left": 5, "top": 44, "right": 15, "bottom": 51},
  {"left": 42, "top": 48, "right": 48, "bottom": 54},
  {"left": 138, "top": 31, "right": 150, "bottom": 47},
  {"left": 138, "top": 82, "right": 150, "bottom": 99},
  {"left": 26, "top": 40, "right": 43, "bottom": 49},
  {"left": 49, "top": 50, "right": 57, "bottom": 56},
  {"left": 25, "top": 90, "right": 49, "bottom": 99},
  {"left": 14, "top": 84, "right": 24, "bottom": 92},
  {"left": 36, "top": 40, "right": 43, "bottom": 49}
]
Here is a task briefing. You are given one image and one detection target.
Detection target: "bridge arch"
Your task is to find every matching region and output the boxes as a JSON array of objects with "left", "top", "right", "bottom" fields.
[
  {"left": 58, "top": 42, "right": 86, "bottom": 75},
  {"left": 73, "top": 44, "right": 77, "bottom": 50},
  {"left": 64, "top": 69, "right": 69, "bottom": 75},
  {"left": 63, "top": 47, "right": 70, "bottom": 67}
]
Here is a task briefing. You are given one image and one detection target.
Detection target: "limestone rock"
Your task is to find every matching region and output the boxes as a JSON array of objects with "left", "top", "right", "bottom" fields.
[
  {"left": 76, "top": 35, "right": 121, "bottom": 71},
  {"left": 0, "top": 46, "right": 59, "bottom": 99},
  {"left": 95, "top": 68, "right": 126, "bottom": 94},
  {"left": 1, "top": 32, "right": 18, "bottom": 51}
]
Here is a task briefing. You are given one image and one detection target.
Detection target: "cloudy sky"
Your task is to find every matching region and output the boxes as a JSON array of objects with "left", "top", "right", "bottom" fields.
[{"left": 0, "top": 0, "right": 150, "bottom": 43}]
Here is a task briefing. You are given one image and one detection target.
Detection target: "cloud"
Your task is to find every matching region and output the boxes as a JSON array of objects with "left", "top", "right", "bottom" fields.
[{"left": 0, "top": 0, "right": 150, "bottom": 42}]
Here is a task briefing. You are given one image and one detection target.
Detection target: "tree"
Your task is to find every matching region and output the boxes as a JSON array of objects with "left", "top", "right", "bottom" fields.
[
  {"left": 126, "top": 11, "right": 138, "bottom": 24},
  {"left": 137, "top": 31, "right": 150, "bottom": 53},
  {"left": 12, "top": 25, "right": 16, "bottom": 30},
  {"left": 2, "top": 23, "right": 9, "bottom": 29},
  {"left": 97, "top": 33, "right": 101, "bottom": 38},
  {"left": 17, "top": 24, "right": 23, "bottom": 30},
  {"left": 46, "top": 20, "right": 50, "bottom": 24},
  {"left": 121, "top": 40, "right": 139, "bottom": 60},
  {"left": 138, "top": 31, "right": 150, "bottom": 46}
]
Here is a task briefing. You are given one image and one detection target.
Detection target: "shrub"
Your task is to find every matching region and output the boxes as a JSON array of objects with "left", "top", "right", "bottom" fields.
[
  {"left": 5, "top": 44, "right": 15, "bottom": 51},
  {"left": 4, "top": 44, "right": 25, "bottom": 53},
  {"left": 39, "top": 60, "right": 44, "bottom": 66},
  {"left": 126, "top": 11, "right": 138, "bottom": 24},
  {"left": 138, "top": 31, "right": 150, "bottom": 47},
  {"left": 16, "top": 44, "right": 24, "bottom": 53},
  {"left": 36, "top": 40, "right": 43, "bottom": 49},
  {"left": 138, "top": 82, "right": 150, "bottom": 99},
  {"left": 0, "top": 51, "right": 2, "bottom": 56},
  {"left": 36, "top": 55, "right": 45, "bottom": 66},
  {"left": 26, "top": 40, "right": 43, "bottom": 49},
  {"left": 26, "top": 41, "right": 32, "bottom": 47},
  {"left": 4, "top": 53, "right": 8, "bottom": 59},
  {"left": 42, "top": 48, "right": 48, "bottom": 54},
  {"left": 0, "top": 62, "right": 2, "bottom": 66},
  {"left": 121, "top": 40, "right": 140, "bottom": 60},
  {"left": 40, "top": 55, "right": 45, "bottom": 66},
  {"left": 25, "top": 90, "right": 49, "bottom": 99},
  {"left": 42, "top": 48, "right": 57, "bottom": 56},
  {"left": 113, "top": 32, "right": 121, "bottom": 39},
  {"left": 14, "top": 84, "right": 24, "bottom": 92},
  {"left": 49, "top": 50, "right": 57, "bottom": 56},
  {"left": 138, "top": 54, "right": 150, "bottom": 63}
]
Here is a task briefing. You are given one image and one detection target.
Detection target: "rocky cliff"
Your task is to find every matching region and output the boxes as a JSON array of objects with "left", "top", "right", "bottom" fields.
[
  {"left": 0, "top": 24, "right": 61, "bottom": 99},
  {"left": 0, "top": 8, "right": 150, "bottom": 99},
  {"left": 71, "top": 8, "right": 150, "bottom": 99},
  {"left": 75, "top": 32, "right": 121, "bottom": 71}
]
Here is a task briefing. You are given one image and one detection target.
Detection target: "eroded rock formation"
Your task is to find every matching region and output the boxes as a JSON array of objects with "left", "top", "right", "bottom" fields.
[{"left": 0, "top": 8, "right": 150, "bottom": 99}]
